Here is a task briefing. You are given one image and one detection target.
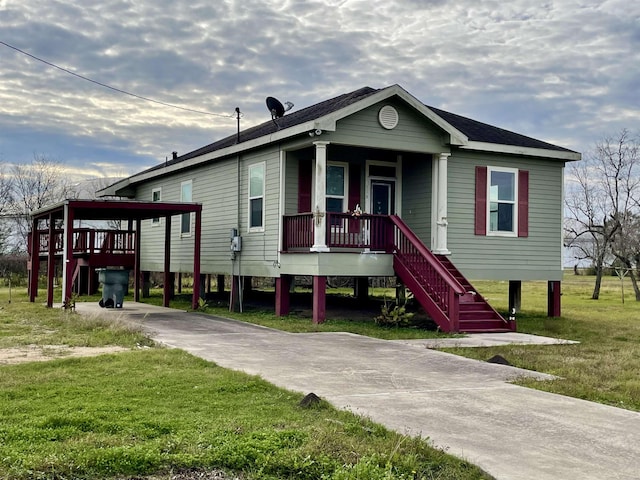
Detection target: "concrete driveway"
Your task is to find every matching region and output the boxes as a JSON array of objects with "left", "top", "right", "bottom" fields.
[{"left": 79, "top": 302, "right": 640, "bottom": 480}]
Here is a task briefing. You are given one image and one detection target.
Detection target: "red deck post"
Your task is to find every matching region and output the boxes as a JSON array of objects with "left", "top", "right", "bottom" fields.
[
  {"left": 134, "top": 218, "right": 141, "bottom": 302},
  {"left": 275, "top": 275, "right": 291, "bottom": 316},
  {"left": 163, "top": 215, "right": 172, "bottom": 307},
  {"left": 192, "top": 210, "right": 202, "bottom": 310},
  {"left": 548, "top": 280, "right": 561, "bottom": 317},
  {"left": 312, "top": 275, "right": 326, "bottom": 324},
  {"left": 46, "top": 215, "right": 56, "bottom": 307},
  {"left": 28, "top": 217, "right": 40, "bottom": 302},
  {"left": 63, "top": 206, "right": 75, "bottom": 307}
]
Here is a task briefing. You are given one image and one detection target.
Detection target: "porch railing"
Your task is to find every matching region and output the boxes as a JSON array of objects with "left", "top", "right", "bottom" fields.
[
  {"left": 29, "top": 228, "right": 136, "bottom": 256},
  {"left": 390, "top": 215, "right": 465, "bottom": 331},
  {"left": 282, "top": 213, "right": 393, "bottom": 251}
]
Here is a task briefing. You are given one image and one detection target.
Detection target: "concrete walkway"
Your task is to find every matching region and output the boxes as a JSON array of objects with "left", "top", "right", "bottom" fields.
[{"left": 79, "top": 302, "right": 640, "bottom": 480}]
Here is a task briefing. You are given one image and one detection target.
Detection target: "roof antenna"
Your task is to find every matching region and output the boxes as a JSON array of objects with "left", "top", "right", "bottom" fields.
[
  {"left": 235, "top": 107, "right": 241, "bottom": 143},
  {"left": 266, "top": 96, "right": 294, "bottom": 129}
]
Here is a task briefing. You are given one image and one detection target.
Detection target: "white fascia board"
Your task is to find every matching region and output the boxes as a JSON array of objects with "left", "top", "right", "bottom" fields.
[
  {"left": 99, "top": 120, "right": 326, "bottom": 196},
  {"left": 312, "top": 84, "right": 469, "bottom": 146},
  {"left": 461, "top": 141, "right": 582, "bottom": 161},
  {"left": 100, "top": 85, "right": 474, "bottom": 196}
]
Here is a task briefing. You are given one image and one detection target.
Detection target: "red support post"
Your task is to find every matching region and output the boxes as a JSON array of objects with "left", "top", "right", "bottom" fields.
[
  {"left": 192, "top": 210, "right": 202, "bottom": 310},
  {"left": 29, "top": 218, "right": 40, "bottom": 302},
  {"left": 312, "top": 275, "right": 326, "bottom": 324},
  {"left": 47, "top": 215, "right": 56, "bottom": 307},
  {"left": 275, "top": 275, "right": 291, "bottom": 316},
  {"left": 134, "top": 218, "right": 141, "bottom": 302},
  {"left": 548, "top": 280, "right": 561, "bottom": 317},
  {"left": 63, "top": 207, "right": 75, "bottom": 307},
  {"left": 163, "top": 215, "right": 171, "bottom": 307}
]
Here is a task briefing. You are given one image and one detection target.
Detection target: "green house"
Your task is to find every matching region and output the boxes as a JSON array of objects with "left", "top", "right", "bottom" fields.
[{"left": 99, "top": 84, "right": 581, "bottom": 332}]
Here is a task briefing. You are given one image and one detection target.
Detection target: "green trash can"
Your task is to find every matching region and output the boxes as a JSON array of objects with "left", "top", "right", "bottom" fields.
[{"left": 98, "top": 269, "right": 130, "bottom": 308}]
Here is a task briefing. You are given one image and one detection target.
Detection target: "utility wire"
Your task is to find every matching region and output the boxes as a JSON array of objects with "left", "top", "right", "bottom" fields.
[{"left": 0, "top": 40, "right": 234, "bottom": 118}]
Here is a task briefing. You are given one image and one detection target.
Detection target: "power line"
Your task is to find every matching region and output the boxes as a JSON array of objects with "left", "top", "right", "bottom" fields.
[{"left": 0, "top": 40, "right": 234, "bottom": 118}]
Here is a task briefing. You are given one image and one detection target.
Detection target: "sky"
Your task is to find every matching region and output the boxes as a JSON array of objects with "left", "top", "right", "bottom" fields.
[{"left": 0, "top": 0, "right": 639, "bottom": 181}]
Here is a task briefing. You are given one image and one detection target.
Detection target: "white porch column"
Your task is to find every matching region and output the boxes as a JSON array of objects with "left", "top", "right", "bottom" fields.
[
  {"left": 311, "top": 141, "right": 330, "bottom": 252},
  {"left": 433, "top": 152, "right": 451, "bottom": 255}
]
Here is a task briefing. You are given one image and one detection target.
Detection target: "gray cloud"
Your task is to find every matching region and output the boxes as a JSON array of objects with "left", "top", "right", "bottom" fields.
[{"left": 0, "top": 0, "right": 638, "bottom": 175}]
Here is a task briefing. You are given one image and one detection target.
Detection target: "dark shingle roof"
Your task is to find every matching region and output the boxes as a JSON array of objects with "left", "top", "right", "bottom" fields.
[
  {"left": 427, "top": 105, "right": 575, "bottom": 153},
  {"left": 144, "top": 85, "right": 575, "bottom": 176},
  {"left": 146, "top": 86, "right": 381, "bottom": 173}
]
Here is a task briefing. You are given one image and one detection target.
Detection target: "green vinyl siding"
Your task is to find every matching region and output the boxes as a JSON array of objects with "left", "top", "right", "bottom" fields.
[
  {"left": 401, "top": 153, "right": 433, "bottom": 246},
  {"left": 447, "top": 150, "right": 565, "bottom": 281},
  {"left": 326, "top": 100, "right": 447, "bottom": 153}
]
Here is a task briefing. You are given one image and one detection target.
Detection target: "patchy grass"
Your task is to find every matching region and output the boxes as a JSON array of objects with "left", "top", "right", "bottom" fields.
[
  {"left": 0, "top": 289, "right": 488, "bottom": 480},
  {"left": 442, "top": 273, "right": 640, "bottom": 411}
]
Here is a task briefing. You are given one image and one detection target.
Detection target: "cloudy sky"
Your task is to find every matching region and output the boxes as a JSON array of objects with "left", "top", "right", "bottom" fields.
[{"left": 0, "top": 0, "right": 638, "bottom": 181}]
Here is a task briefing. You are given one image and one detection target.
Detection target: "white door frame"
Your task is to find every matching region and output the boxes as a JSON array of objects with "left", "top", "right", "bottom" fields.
[{"left": 365, "top": 157, "right": 402, "bottom": 216}]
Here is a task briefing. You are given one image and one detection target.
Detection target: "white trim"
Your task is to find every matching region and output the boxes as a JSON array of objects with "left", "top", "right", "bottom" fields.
[
  {"left": 180, "top": 180, "right": 193, "bottom": 237},
  {"left": 98, "top": 85, "right": 471, "bottom": 197},
  {"left": 326, "top": 161, "right": 349, "bottom": 213},
  {"left": 248, "top": 162, "right": 266, "bottom": 233},
  {"left": 486, "top": 166, "right": 518, "bottom": 237},
  {"left": 463, "top": 141, "right": 581, "bottom": 161},
  {"left": 277, "top": 149, "right": 286, "bottom": 265},
  {"left": 365, "top": 159, "right": 401, "bottom": 215},
  {"left": 151, "top": 187, "right": 162, "bottom": 226}
]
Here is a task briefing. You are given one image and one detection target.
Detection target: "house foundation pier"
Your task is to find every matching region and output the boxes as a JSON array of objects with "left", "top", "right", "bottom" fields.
[
  {"left": 313, "top": 275, "right": 327, "bottom": 324},
  {"left": 548, "top": 281, "right": 561, "bottom": 317}
]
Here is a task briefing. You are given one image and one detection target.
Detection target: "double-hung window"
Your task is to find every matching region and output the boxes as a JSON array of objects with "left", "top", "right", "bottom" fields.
[
  {"left": 151, "top": 188, "right": 161, "bottom": 225},
  {"left": 249, "top": 163, "right": 265, "bottom": 231},
  {"left": 488, "top": 167, "right": 517, "bottom": 234},
  {"left": 475, "top": 166, "right": 528, "bottom": 237},
  {"left": 180, "top": 180, "right": 192, "bottom": 235},
  {"left": 326, "top": 163, "right": 349, "bottom": 225}
]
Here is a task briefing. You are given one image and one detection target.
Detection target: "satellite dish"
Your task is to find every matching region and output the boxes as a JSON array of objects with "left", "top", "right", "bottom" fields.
[{"left": 266, "top": 96, "right": 294, "bottom": 119}]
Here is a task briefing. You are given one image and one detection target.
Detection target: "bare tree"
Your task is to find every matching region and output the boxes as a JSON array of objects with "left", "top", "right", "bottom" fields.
[
  {"left": 565, "top": 160, "right": 618, "bottom": 298},
  {"left": 565, "top": 129, "right": 640, "bottom": 299},
  {"left": 9, "top": 154, "right": 78, "bottom": 251}
]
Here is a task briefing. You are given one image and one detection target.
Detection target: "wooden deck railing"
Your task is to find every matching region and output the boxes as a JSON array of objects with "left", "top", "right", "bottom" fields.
[
  {"left": 282, "top": 213, "right": 394, "bottom": 251},
  {"left": 29, "top": 228, "right": 136, "bottom": 257},
  {"left": 390, "top": 215, "right": 465, "bottom": 332}
]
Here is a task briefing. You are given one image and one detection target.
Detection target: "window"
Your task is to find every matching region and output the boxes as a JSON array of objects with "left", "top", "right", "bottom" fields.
[
  {"left": 249, "top": 163, "right": 265, "bottom": 231},
  {"left": 475, "top": 166, "right": 528, "bottom": 237},
  {"left": 180, "top": 180, "right": 192, "bottom": 235},
  {"left": 326, "top": 163, "right": 348, "bottom": 213},
  {"left": 151, "top": 188, "right": 161, "bottom": 225},
  {"left": 489, "top": 168, "right": 516, "bottom": 234}
]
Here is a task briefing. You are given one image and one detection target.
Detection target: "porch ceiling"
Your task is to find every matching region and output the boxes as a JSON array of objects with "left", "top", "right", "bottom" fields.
[{"left": 30, "top": 198, "right": 202, "bottom": 222}]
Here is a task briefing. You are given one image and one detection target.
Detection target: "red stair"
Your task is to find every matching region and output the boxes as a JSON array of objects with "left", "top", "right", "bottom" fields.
[{"left": 390, "top": 215, "right": 514, "bottom": 333}]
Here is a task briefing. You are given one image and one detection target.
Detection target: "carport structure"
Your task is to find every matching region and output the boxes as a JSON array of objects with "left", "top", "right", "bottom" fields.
[{"left": 28, "top": 199, "right": 203, "bottom": 309}]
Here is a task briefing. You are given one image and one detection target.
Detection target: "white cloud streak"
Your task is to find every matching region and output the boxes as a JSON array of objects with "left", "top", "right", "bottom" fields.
[{"left": 0, "top": 0, "right": 638, "bottom": 176}]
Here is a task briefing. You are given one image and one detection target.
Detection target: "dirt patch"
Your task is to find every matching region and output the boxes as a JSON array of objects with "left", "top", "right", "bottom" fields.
[{"left": 0, "top": 345, "right": 129, "bottom": 365}]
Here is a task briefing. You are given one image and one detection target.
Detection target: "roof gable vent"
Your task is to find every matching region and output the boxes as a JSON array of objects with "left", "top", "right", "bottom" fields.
[{"left": 378, "top": 105, "right": 399, "bottom": 130}]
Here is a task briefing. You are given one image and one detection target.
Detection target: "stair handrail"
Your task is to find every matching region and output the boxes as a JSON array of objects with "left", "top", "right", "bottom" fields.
[{"left": 389, "top": 215, "right": 467, "bottom": 295}]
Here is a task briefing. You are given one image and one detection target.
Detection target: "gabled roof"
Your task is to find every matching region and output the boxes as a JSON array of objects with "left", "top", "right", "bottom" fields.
[
  {"left": 148, "top": 86, "right": 381, "bottom": 172},
  {"left": 427, "top": 106, "right": 575, "bottom": 153},
  {"left": 99, "top": 84, "right": 579, "bottom": 196}
]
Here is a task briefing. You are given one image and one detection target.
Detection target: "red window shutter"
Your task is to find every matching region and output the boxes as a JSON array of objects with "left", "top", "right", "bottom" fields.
[
  {"left": 518, "top": 170, "right": 529, "bottom": 237},
  {"left": 475, "top": 166, "right": 487, "bottom": 235},
  {"left": 298, "top": 159, "right": 312, "bottom": 213}
]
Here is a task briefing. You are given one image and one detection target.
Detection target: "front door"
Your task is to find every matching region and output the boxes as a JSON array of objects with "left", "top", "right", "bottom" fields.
[{"left": 370, "top": 180, "right": 395, "bottom": 215}]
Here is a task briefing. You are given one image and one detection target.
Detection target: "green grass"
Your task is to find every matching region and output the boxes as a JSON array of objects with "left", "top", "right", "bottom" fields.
[
  {"left": 0, "top": 297, "right": 152, "bottom": 349},
  {"left": 442, "top": 274, "right": 640, "bottom": 411},
  {"left": 0, "top": 289, "right": 488, "bottom": 480}
]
